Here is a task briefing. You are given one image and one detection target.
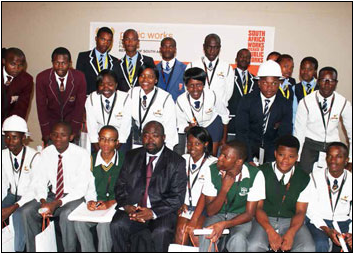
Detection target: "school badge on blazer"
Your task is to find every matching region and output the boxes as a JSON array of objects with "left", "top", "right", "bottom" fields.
[
  {"left": 205, "top": 108, "right": 213, "bottom": 115},
  {"left": 153, "top": 109, "right": 163, "bottom": 117},
  {"left": 115, "top": 112, "right": 123, "bottom": 119},
  {"left": 239, "top": 187, "right": 248, "bottom": 196},
  {"left": 217, "top": 72, "right": 225, "bottom": 78},
  {"left": 23, "top": 166, "right": 30, "bottom": 173},
  {"left": 69, "top": 96, "right": 76, "bottom": 102}
]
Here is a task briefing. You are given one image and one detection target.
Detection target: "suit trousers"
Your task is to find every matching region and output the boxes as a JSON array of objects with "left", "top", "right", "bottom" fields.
[
  {"left": 300, "top": 137, "right": 331, "bottom": 174},
  {"left": 110, "top": 209, "right": 177, "bottom": 252},
  {"left": 21, "top": 197, "right": 83, "bottom": 252}
]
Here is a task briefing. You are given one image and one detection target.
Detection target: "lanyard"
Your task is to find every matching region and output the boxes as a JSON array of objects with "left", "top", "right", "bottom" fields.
[
  {"left": 316, "top": 93, "right": 335, "bottom": 150},
  {"left": 187, "top": 92, "right": 204, "bottom": 126},
  {"left": 325, "top": 169, "right": 346, "bottom": 217},
  {"left": 279, "top": 86, "right": 290, "bottom": 99},
  {"left": 9, "top": 147, "right": 27, "bottom": 200},
  {"left": 302, "top": 83, "right": 315, "bottom": 97},
  {"left": 274, "top": 163, "right": 294, "bottom": 220},
  {"left": 126, "top": 57, "right": 137, "bottom": 85},
  {"left": 102, "top": 153, "right": 118, "bottom": 201},
  {"left": 224, "top": 171, "right": 242, "bottom": 220},
  {"left": 96, "top": 55, "right": 108, "bottom": 73},
  {"left": 202, "top": 58, "right": 219, "bottom": 88},
  {"left": 138, "top": 89, "right": 158, "bottom": 134},
  {"left": 100, "top": 93, "right": 117, "bottom": 126},
  {"left": 187, "top": 156, "right": 207, "bottom": 209},
  {"left": 160, "top": 64, "right": 176, "bottom": 90}
]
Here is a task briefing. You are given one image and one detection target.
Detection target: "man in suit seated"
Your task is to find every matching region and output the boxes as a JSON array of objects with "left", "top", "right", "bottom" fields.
[{"left": 110, "top": 121, "right": 187, "bottom": 252}]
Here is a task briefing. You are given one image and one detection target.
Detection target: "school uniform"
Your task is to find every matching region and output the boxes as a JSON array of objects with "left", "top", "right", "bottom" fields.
[
  {"left": 85, "top": 90, "right": 132, "bottom": 145},
  {"left": 228, "top": 68, "right": 258, "bottom": 139},
  {"left": 75, "top": 150, "right": 124, "bottom": 252},
  {"left": 176, "top": 89, "right": 230, "bottom": 143},
  {"left": 278, "top": 77, "right": 296, "bottom": 101},
  {"left": 156, "top": 58, "right": 186, "bottom": 102},
  {"left": 306, "top": 169, "right": 352, "bottom": 252},
  {"left": 21, "top": 143, "right": 92, "bottom": 252},
  {"left": 1, "top": 146, "right": 39, "bottom": 252},
  {"left": 116, "top": 52, "right": 156, "bottom": 92},
  {"left": 199, "top": 163, "right": 265, "bottom": 252},
  {"left": 129, "top": 86, "right": 178, "bottom": 150},
  {"left": 294, "top": 91, "right": 352, "bottom": 173},
  {"left": 235, "top": 90, "right": 293, "bottom": 163},
  {"left": 187, "top": 57, "right": 234, "bottom": 107},
  {"left": 248, "top": 162, "right": 315, "bottom": 252},
  {"left": 76, "top": 49, "right": 120, "bottom": 95}
]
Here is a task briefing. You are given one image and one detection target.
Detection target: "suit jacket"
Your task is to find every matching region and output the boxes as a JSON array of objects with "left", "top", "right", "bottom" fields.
[
  {"left": 156, "top": 59, "right": 186, "bottom": 102},
  {"left": 36, "top": 68, "right": 87, "bottom": 138},
  {"left": 294, "top": 81, "right": 319, "bottom": 102},
  {"left": 228, "top": 69, "right": 258, "bottom": 134},
  {"left": 1, "top": 70, "right": 33, "bottom": 124},
  {"left": 76, "top": 49, "right": 120, "bottom": 95},
  {"left": 115, "top": 147, "right": 187, "bottom": 218},
  {"left": 235, "top": 90, "right": 293, "bottom": 162},
  {"left": 116, "top": 52, "right": 155, "bottom": 92}
]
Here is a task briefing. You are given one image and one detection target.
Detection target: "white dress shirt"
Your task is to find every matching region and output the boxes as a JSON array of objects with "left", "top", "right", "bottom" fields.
[
  {"left": 54, "top": 72, "right": 68, "bottom": 90},
  {"left": 3, "top": 67, "right": 13, "bottom": 83},
  {"left": 294, "top": 91, "right": 352, "bottom": 162},
  {"left": 162, "top": 58, "right": 176, "bottom": 69},
  {"left": 236, "top": 68, "right": 248, "bottom": 84},
  {"left": 260, "top": 93, "right": 276, "bottom": 132}
]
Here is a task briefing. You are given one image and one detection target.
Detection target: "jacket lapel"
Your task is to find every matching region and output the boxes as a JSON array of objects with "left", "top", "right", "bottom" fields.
[
  {"left": 89, "top": 50, "right": 99, "bottom": 76},
  {"left": 133, "top": 52, "right": 144, "bottom": 86},
  {"left": 61, "top": 69, "right": 75, "bottom": 108},
  {"left": 107, "top": 53, "right": 114, "bottom": 70},
  {"left": 248, "top": 72, "right": 255, "bottom": 93},
  {"left": 234, "top": 69, "right": 244, "bottom": 96},
  {"left": 150, "top": 147, "right": 167, "bottom": 186},
  {"left": 48, "top": 69, "right": 61, "bottom": 105},
  {"left": 120, "top": 55, "right": 131, "bottom": 87}
]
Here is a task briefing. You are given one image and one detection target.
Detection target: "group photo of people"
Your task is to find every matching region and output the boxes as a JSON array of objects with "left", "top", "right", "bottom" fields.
[{"left": 1, "top": 2, "right": 352, "bottom": 252}]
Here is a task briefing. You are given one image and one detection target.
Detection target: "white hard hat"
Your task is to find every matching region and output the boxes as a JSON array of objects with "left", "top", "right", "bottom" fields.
[
  {"left": 2, "top": 115, "right": 30, "bottom": 136},
  {"left": 256, "top": 60, "right": 284, "bottom": 79}
]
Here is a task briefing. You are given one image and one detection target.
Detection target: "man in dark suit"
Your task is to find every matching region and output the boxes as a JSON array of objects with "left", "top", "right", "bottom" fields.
[
  {"left": 116, "top": 29, "right": 156, "bottom": 92},
  {"left": 228, "top": 48, "right": 258, "bottom": 141},
  {"left": 110, "top": 121, "right": 187, "bottom": 252},
  {"left": 76, "top": 27, "right": 120, "bottom": 95},
  {"left": 36, "top": 47, "right": 87, "bottom": 146},
  {"left": 235, "top": 60, "right": 292, "bottom": 164}
]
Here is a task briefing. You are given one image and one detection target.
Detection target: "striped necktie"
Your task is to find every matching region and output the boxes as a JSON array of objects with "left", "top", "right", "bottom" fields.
[
  {"left": 142, "top": 95, "right": 147, "bottom": 108},
  {"left": 263, "top": 99, "right": 270, "bottom": 134},
  {"left": 105, "top": 99, "right": 110, "bottom": 111},
  {"left": 164, "top": 61, "right": 171, "bottom": 74},
  {"left": 322, "top": 98, "right": 328, "bottom": 113},
  {"left": 242, "top": 71, "right": 246, "bottom": 88},
  {"left": 99, "top": 54, "right": 104, "bottom": 71},
  {"left": 306, "top": 83, "right": 311, "bottom": 94},
  {"left": 128, "top": 58, "right": 134, "bottom": 76},
  {"left": 59, "top": 78, "right": 65, "bottom": 92},
  {"left": 55, "top": 155, "right": 64, "bottom": 200},
  {"left": 5, "top": 76, "right": 12, "bottom": 86}
]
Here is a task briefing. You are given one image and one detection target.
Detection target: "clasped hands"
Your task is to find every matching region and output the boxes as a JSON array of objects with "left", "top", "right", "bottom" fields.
[{"left": 124, "top": 205, "right": 153, "bottom": 223}]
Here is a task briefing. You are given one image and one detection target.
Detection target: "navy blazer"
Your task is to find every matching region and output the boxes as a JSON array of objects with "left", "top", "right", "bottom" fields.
[
  {"left": 235, "top": 90, "right": 293, "bottom": 162},
  {"left": 156, "top": 59, "right": 186, "bottom": 102},
  {"left": 116, "top": 52, "right": 155, "bottom": 92},
  {"left": 278, "top": 77, "right": 296, "bottom": 102},
  {"left": 294, "top": 81, "right": 319, "bottom": 102},
  {"left": 115, "top": 147, "right": 186, "bottom": 218},
  {"left": 76, "top": 49, "right": 120, "bottom": 95}
]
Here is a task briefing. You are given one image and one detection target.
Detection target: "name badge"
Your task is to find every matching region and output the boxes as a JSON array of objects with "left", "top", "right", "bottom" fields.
[
  {"left": 259, "top": 147, "right": 265, "bottom": 165},
  {"left": 115, "top": 112, "right": 123, "bottom": 119},
  {"left": 205, "top": 108, "right": 213, "bottom": 115},
  {"left": 153, "top": 110, "right": 163, "bottom": 117}
]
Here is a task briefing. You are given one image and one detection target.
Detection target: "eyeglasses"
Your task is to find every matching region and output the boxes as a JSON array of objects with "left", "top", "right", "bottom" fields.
[
  {"left": 318, "top": 78, "right": 337, "bottom": 84},
  {"left": 98, "top": 137, "right": 117, "bottom": 143}
]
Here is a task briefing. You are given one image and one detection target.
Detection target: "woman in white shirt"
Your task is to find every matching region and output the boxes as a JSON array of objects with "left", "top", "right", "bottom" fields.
[{"left": 174, "top": 126, "right": 217, "bottom": 246}]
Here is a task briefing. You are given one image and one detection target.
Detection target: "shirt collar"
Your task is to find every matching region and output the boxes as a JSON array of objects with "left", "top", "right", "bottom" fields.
[
  {"left": 54, "top": 71, "right": 68, "bottom": 83},
  {"left": 95, "top": 150, "right": 118, "bottom": 167},
  {"left": 126, "top": 52, "right": 138, "bottom": 61},
  {"left": 95, "top": 48, "right": 107, "bottom": 59},
  {"left": 327, "top": 169, "right": 345, "bottom": 185},
  {"left": 141, "top": 86, "right": 157, "bottom": 99},
  {"left": 217, "top": 164, "right": 250, "bottom": 181},
  {"left": 203, "top": 56, "right": 219, "bottom": 66},
  {"left": 236, "top": 68, "right": 248, "bottom": 76},
  {"left": 190, "top": 154, "right": 206, "bottom": 167},
  {"left": 260, "top": 92, "right": 276, "bottom": 103},
  {"left": 55, "top": 143, "right": 71, "bottom": 157},
  {"left": 317, "top": 90, "right": 334, "bottom": 102},
  {"left": 10, "top": 146, "right": 24, "bottom": 160},
  {"left": 146, "top": 145, "right": 165, "bottom": 160},
  {"left": 3, "top": 67, "right": 13, "bottom": 80},
  {"left": 272, "top": 161, "right": 295, "bottom": 182},
  {"left": 101, "top": 92, "right": 116, "bottom": 104},
  {"left": 189, "top": 91, "right": 204, "bottom": 103},
  {"left": 302, "top": 78, "right": 316, "bottom": 87},
  {"left": 162, "top": 58, "right": 176, "bottom": 69}
]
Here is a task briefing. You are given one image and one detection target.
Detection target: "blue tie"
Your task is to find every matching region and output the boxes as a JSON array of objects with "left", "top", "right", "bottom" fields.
[
  {"left": 191, "top": 164, "right": 197, "bottom": 172},
  {"left": 99, "top": 54, "right": 104, "bottom": 71},
  {"left": 322, "top": 98, "right": 328, "bottom": 113},
  {"left": 105, "top": 99, "right": 110, "bottom": 111},
  {"left": 128, "top": 58, "right": 133, "bottom": 76},
  {"left": 164, "top": 62, "right": 171, "bottom": 74},
  {"left": 14, "top": 158, "right": 19, "bottom": 172},
  {"left": 332, "top": 179, "right": 338, "bottom": 191},
  {"left": 142, "top": 95, "right": 147, "bottom": 108},
  {"left": 194, "top": 101, "right": 200, "bottom": 109}
]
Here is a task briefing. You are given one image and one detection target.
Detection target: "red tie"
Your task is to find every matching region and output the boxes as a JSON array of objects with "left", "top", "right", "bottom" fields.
[
  {"left": 59, "top": 78, "right": 65, "bottom": 92},
  {"left": 141, "top": 156, "right": 157, "bottom": 207},
  {"left": 5, "top": 76, "right": 12, "bottom": 86},
  {"left": 55, "top": 155, "right": 64, "bottom": 200}
]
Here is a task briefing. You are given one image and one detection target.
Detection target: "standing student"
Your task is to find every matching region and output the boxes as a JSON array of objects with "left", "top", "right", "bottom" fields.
[
  {"left": 156, "top": 37, "right": 186, "bottom": 102},
  {"left": 76, "top": 27, "right": 120, "bottom": 95},
  {"left": 85, "top": 69, "right": 131, "bottom": 153},
  {"left": 130, "top": 64, "right": 178, "bottom": 150},
  {"left": 228, "top": 48, "right": 258, "bottom": 141},
  {"left": 294, "top": 66, "right": 352, "bottom": 173},
  {"left": 116, "top": 29, "right": 155, "bottom": 92},
  {"left": 176, "top": 67, "right": 229, "bottom": 156},
  {"left": 21, "top": 122, "right": 92, "bottom": 252},
  {"left": 235, "top": 60, "right": 292, "bottom": 164},
  {"left": 36, "top": 47, "right": 87, "bottom": 146},
  {"left": 75, "top": 126, "right": 124, "bottom": 252},
  {"left": 174, "top": 127, "right": 217, "bottom": 246},
  {"left": 277, "top": 54, "right": 296, "bottom": 102},
  {"left": 1, "top": 115, "right": 39, "bottom": 252},
  {"left": 266, "top": 51, "right": 281, "bottom": 61},
  {"left": 187, "top": 33, "right": 234, "bottom": 108},
  {"left": 306, "top": 142, "right": 352, "bottom": 252}
]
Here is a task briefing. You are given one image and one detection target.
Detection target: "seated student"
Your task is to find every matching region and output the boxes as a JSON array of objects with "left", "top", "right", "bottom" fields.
[
  {"left": 306, "top": 142, "right": 352, "bottom": 252},
  {"left": 248, "top": 135, "right": 315, "bottom": 252},
  {"left": 85, "top": 69, "right": 132, "bottom": 154},
  {"left": 277, "top": 54, "right": 296, "bottom": 102},
  {"left": 130, "top": 64, "right": 178, "bottom": 150},
  {"left": 1, "top": 115, "right": 40, "bottom": 252},
  {"left": 176, "top": 67, "right": 229, "bottom": 156},
  {"left": 266, "top": 51, "right": 281, "bottom": 61},
  {"left": 21, "top": 122, "right": 92, "bottom": 252},
  {"left": 198, "top": 140, "right": 265, "bottom": 252},
  {"left": 74, "top": 126, "right": 124, "bottom": 252},
  {"left": 235, "top": 60, "right": 292, "bottom": 165},
  {"left": 174, "top": 126, "right": 217, "bottom": 246}
]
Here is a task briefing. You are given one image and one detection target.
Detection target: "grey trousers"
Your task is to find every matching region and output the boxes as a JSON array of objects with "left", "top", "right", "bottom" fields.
[
  {"left": 299, "top": 138, "right": 329, "bottom": 174},
  {"left": 21, "top": 198, "right": 83, "bottom": 252},
  {"left": 199, "top": 213, "right": 252, "bottom": 252},
  {"left": 247, "top": 217, "right": 315, "bottom": 252},
  {"left": 74, "top": 221, "right": 112, "bottom": 252}
]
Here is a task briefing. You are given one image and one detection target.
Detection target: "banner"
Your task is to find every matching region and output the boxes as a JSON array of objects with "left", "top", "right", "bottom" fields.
[{"left": 90, "top": 22, "right": 275, "bottom": 74}]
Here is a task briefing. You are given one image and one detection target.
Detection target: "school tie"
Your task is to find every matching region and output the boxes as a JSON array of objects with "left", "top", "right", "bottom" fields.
[
  {"left": 208, "top": 62, "right": 213, "bottom": 70},
  {"left": 263, "top": 99, "right": 270, "bottom": 134},
  {"left": 99, "top": 54, "right": 104, "bottom": 71},
  {"left": 142, "top": 95, "right": 147, "bottom": 108},
  {"left": 191, "top": 164, "right": 197, "bottom": 172},
  {"left": 141, "top": 156, "right": 157, "bottom": 207},
  {"left": 332, "top": 179, "right": 339, "bottom": 192},
  {"left": 242, "top": 71, "right": 246, "bottom": 88},
  {"left": 55, "top": 155, "right": 64, "bottom": 200},
  {"left": 280, "top": 174, "right": 285, "bottom": 186},
  {"left": 164, "top": 62, "right": 171, "bottom": 74},
  {"left": 13, "top": 158, "right": 19, "bottom": 172},
  {"left": 105, "top": 99, "right": 110, "bottom": 111},
  {"left": 59, "top": 78, "right": 65, "bottom": 92},
  {"left": 306, "top": 83, "right": 312, "bottom": 94},
  {"left": 5, "top": 76, "right": 12, "bottom": 86},
  {"left": 194, "top": 101, "right": 200, "bottom": 109},
  {"left": 322, "top": 98, "right": 328, "bottom": 113},
  {"left": 128, "top": 57, "right": 134, "bottom": 77}
]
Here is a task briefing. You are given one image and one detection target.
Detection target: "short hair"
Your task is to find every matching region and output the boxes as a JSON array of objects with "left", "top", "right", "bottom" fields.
[
  {"left": 51, "top": 121, "right": 72, "bottom": 135},
  {"left": 97, "top": 27, "right": 113, "bottom": 37},
  {"left": 276, "top": 54, "right": 293, "bottom": 64},
  {"left": 183, "top": 67, "right": 206, "bottom": 85},
  {"left": 266, "top": 51, "right": 281, "bottom": 60},
  {"left": 186, "top": 126, "right": 213, "bottom": 157},
  {"left": 319, "top": 66, "right": 338, "bottom": 80},
  {"left": 226, "top": 140, "right": 248, "bottom": 161},
  {"left": 300, "top": 56, "right": 319, "bottom": 71},
  {"left": 96, "top": 69, "right": 118, "bottom": 87},
  {"left": 51, "top": 47, "right": 71, "bottom": 62},
  {"left": 204, "top": 33, "right": 221, "bottom": 45},
  {"left": 137, "top": 64, "right": 159, "bottom": 81},
  {"left": 326, "top": 142, "right": 348, "bottom": 158},
  {"left": 275, "top": 135, "right": 300, "bottom": 152},
  {"left": 236, "top": 48, "right": 251, "bottom": 58},
  {"left": 99, "top": 125, "right": 119, "bottom": 139},
  {"left": 4, "top": 47, "right": 26, "bottom": 60},
  {"left": 143, "top": 121, "right": 165, "bottom": 136},
  {"left": 123, "top": 29, "right": 139, "bottom": 39},
  {"left": 161, "top": 37, "right": 176, "bottom": 47}
]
